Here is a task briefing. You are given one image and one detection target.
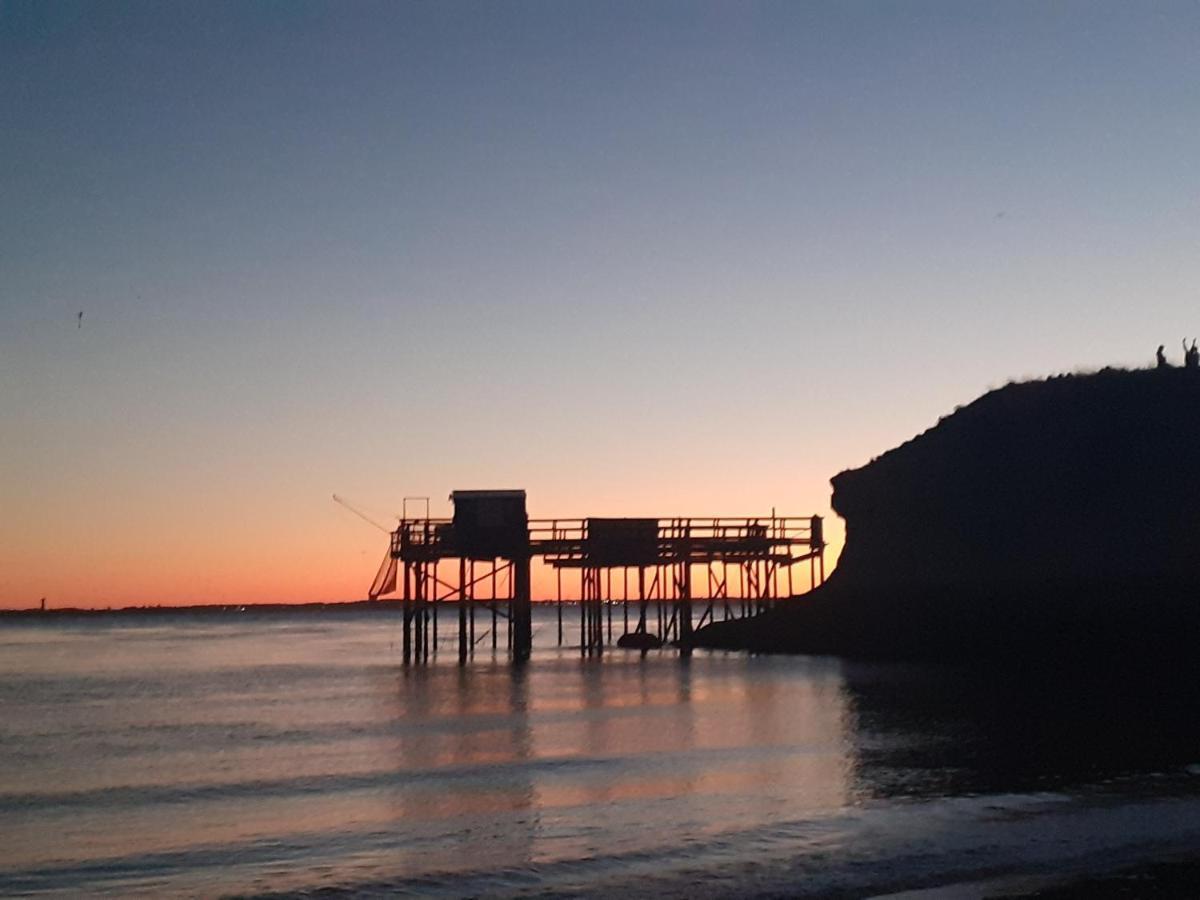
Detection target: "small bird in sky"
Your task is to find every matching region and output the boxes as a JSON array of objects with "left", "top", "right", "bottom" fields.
[{"left": 77, "top": 311, "right": 83, "bottom": 328}]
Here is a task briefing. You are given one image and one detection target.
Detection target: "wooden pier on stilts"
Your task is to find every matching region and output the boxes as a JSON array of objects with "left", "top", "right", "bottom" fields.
[{"left": 367, "top": 490, "right": 826, "bottom": 665}]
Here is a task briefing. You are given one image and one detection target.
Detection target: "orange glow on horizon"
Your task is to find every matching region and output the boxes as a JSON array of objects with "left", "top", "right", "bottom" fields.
[{"left": 0, "top": 497, "right": 844, "bottom": 610}]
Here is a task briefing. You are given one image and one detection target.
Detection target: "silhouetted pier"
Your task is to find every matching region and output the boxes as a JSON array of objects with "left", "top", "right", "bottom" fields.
[{"left": 368, "top": 491, "right": 825, "bottom": 664}]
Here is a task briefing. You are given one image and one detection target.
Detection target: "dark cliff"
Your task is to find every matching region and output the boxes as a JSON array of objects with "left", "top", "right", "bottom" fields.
[{"left": 694, "top": 368, "right": 1200, "bottom": 662}]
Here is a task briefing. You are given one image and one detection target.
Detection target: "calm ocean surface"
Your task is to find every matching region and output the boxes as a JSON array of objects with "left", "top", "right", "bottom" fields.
[{"left": 3, "top": 606, "right": 1200, "bottom": 898}]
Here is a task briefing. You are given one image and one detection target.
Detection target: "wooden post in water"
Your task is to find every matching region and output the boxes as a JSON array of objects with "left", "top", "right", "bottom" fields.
[
  {"left": 468, "top": 560, "right": 476, "bottom": 655},
  {"left": 579, "top": 570, "right": 587, "bottom": 654},
  {"left": 458, "top": 557, "right": 468, "bottom": 666},
  {"left": 678, "top": 558, "right": 693, "bottom": 657},
  {"left": 595, "top": 568, "right": 604, "bottom": 656},
  {"left": 414, "top": 564, "right": 423, "bottom": 661},
  {"left": 424, "top": 563, "right": 432, "bottom": 661},
  {"left": 512, "top": 553, "right": 533, "bottom": 663},
  {"left": 623, "top": 568, "right": 630, "bottom": 634},
  {"left": 582, "top": 570, "right": 590, "bottom": 654},
  {"left": 637, "top": 567, "right": 647, "bottom": 633},
  {"left": 421, "top": 563, "right": 431, "bottom": 661},
  {"left": 658, "top": 566, "right": 665, "bottom": 638},
  {"left": 431, "top": 563, "right": 439, "bottom": 651},
  {"left": 402, "top": 561, "right": 412, "bottom": 664},
  {"left": 606, "top": 569, "right": 612, "bottom": 644}
]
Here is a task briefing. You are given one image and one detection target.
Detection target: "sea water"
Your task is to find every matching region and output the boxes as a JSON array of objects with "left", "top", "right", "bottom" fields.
[{"left": 3, "top": 606, "right": 1200, "bottom": 898}]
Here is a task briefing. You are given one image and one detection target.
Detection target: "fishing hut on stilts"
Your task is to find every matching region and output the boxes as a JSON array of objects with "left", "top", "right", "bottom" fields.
[{"left": 367, "top": 490, "right": 826, "bottom": 665}]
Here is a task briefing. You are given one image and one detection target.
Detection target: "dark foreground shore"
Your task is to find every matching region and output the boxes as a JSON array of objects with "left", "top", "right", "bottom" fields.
[
  {"left": 870, "top": 852, "right": 1200, "bottom": 899},
  {"left": 991, "top": 855, "right": 1200, "bottom": 899},
  {"left": 1006, "top": 856, "right": 1200, "bottom": 898}
]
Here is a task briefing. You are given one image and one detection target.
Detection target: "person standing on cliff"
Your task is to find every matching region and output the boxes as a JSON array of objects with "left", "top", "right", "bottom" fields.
[
  {"left": 1157, "top": 345, "right": 1170, "bottom": 368},
  {"left": 1185, "top": 339, "right": 1199, "bottom": 369}
]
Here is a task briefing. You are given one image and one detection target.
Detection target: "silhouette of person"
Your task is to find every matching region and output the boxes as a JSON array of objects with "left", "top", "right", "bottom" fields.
[
  {"left": 1186, "top": 339, "right": 1199, "bottom": 369},
  {"left": 1157, "top": 345, "right": 1169, "bottom": 368}
]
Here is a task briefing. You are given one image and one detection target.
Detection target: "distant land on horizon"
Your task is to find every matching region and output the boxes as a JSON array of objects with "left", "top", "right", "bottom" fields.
[
  {"left": 0, "top": 597, "right": 622, "bottom": 617},
  {"left": 0, "top": 600, "right": 387, "bottom": 618}
]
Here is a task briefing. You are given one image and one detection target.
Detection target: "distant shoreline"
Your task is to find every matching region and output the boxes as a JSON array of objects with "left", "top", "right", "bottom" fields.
[
  {"left": 0, "top": 600, "right": 392, "bottom": 618},
  {"left": 0, "top": 598, "right": 588, "bottom": 618}
]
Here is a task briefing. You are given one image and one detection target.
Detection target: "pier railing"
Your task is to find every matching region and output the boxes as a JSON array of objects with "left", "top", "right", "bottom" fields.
[{"left": 391, "top": 516, "right": 823, "bottom": 565}]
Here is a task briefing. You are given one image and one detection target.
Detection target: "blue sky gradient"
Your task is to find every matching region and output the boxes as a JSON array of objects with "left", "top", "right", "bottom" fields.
[{"left": 3, "top": 1, "right": 1199, "bottom": 604}]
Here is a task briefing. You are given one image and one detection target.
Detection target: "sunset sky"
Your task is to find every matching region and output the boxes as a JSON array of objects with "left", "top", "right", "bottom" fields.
[{"left": 3, "top": 2, "right": 1199, "bottom": 608}]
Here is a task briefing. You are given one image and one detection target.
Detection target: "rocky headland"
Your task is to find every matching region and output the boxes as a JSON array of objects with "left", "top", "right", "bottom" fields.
[{"left": 694, "top": 368, "right": 1200, "bottom": 663}]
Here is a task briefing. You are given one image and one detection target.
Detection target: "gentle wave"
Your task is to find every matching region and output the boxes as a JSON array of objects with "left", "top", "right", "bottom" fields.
[{"left": 0, "top": 742, "right": 823, "bottom": 813}]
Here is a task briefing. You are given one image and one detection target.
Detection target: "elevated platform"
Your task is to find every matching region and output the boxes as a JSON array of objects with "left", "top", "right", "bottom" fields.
[{"left": 368, "top": 493, "right": 825, "bottom": 664}]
